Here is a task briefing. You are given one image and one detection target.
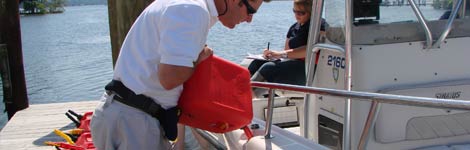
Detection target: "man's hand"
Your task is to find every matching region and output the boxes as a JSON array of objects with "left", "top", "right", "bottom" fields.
[
  {"left": 195, "top": 45, "right": 213, "bottom": 66},
  {"left": 159, "top": 45, "right": 213, "bottom": 90}
]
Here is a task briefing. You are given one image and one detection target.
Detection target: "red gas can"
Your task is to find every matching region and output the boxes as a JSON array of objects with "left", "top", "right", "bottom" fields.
[{"left": 178, "top": 55, "right": 253, "bottom": 133}]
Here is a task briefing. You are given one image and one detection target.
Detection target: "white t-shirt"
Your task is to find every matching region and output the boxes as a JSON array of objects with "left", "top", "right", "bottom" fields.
[{"left": 113, "top": 0, "right": 219, "bottom": 109}]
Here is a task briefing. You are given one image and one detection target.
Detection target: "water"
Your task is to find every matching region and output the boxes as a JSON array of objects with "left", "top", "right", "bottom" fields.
[
  {"left": 19, "top": 2, "right": 297, "bottom": 104},
  {"left": 20, "top": 5, "right": 113, "bottom": 104},
  {"left": 0, "top": 1, "right": 446, "bottom": 128}
]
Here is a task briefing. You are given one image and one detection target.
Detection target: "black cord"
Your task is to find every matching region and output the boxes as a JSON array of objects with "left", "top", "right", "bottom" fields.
[{"left": 218, "top": 0, "right": 228, "bottom": 16}]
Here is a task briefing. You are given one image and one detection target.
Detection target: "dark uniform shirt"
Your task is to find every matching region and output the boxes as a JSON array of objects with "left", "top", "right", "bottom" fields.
[
  {"left": 286, "top": 20, "right": 310, "bottom": 50},
  {"left": 286, "top": 19, "right": 327, "bottom": 52}
]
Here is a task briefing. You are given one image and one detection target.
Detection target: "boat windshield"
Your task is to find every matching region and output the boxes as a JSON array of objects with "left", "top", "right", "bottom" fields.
[
  {"left": 323, "top": 0, "right": 468, "bottom": 27},
  {"left": 323, "top": 0, "right": 346, "bottom": 27},
  {"left": 323, "top": 0, "right": 469, "bottom": 45}
]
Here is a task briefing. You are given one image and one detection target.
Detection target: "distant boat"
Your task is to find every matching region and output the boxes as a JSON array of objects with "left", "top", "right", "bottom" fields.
[{"left": 49, "top": 7, "right": 65, "bottom": 13}]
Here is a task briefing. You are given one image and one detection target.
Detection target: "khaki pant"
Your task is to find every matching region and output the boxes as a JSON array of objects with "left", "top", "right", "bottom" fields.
[{"left": 90, "top": 92, "right": 171, "bottom": 150}]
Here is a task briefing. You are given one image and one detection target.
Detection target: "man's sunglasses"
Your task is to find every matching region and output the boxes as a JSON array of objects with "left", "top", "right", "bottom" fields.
[
  {"left": 293, "top": 9, "right": 307, "bottom": 16},
  {"left": 241, "top": 0, "right": 257, "bottom": 15}
]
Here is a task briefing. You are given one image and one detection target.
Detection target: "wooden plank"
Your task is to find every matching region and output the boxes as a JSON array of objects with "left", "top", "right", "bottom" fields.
[{"left": 0, "top": 101, "right": 99, "bottom": 150}]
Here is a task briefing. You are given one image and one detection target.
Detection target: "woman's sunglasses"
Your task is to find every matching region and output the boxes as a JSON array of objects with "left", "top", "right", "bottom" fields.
[{"left": 293, "top": 9, "right": 307, "bottom": 16}]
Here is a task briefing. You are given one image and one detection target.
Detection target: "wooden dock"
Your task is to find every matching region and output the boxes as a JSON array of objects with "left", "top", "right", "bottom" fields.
[{"left": 0, "top": 101, "right": 99, "bottom": 150}]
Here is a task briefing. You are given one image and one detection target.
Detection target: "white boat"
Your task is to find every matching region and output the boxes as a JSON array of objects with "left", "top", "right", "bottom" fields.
[{"left": 189, "top": 0, "right": 470, "bottom": 149}]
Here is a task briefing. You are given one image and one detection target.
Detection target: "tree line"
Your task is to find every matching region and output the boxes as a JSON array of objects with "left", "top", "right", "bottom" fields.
[{"left": 21, "top": 0, "right": 66, "bottom": 14}]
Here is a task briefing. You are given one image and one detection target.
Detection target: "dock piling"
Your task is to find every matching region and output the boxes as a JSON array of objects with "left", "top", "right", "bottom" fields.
[
  {"left": 0, "top": 0, "right": 29, "bottom": 119},
  {"left": 107, "top": 0, "right": 154, "bottom": 67}
]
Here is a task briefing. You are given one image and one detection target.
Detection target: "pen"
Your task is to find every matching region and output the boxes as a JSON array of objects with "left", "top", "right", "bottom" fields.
[
  {"left": 267, "top": 42, "right": 270, "bottom": 50},
  {"left": 266, "top": 42, "right": 271, "bottom": 60}
]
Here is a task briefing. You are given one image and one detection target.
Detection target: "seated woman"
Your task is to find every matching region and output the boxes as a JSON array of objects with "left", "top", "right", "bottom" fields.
[{"left": 248, "top": 0, "right": 326, "bottom": 87}]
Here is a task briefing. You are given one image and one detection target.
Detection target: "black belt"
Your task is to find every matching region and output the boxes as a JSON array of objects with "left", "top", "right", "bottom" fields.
[
  {"left": 104, "top": 80, "right": 180, "bottom": 141},
  {"left": 105, "top": 80, "right": 162, "bottom": 118},
  {"left": 112, "top": 94, "right": 163, "bottom": 118}
]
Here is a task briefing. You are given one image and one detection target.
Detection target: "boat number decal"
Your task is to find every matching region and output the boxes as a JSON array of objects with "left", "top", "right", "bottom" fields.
[
  {"left": 327, "top": 55, "right": 346, "bottom": 69},
  {"left": 435, "top": 91, "right": 461, "bottom": 99}
]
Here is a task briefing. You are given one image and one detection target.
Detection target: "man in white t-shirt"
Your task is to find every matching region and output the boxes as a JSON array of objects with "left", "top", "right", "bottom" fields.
[{"left": 90, "top": 0, "right": 271, "bottom": 149}]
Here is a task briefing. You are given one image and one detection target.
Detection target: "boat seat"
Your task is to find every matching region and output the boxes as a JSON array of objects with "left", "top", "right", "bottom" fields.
[
  {"left": 406, "top": 112, "right": 470, "bottom": 141},
  {"left": 375, "top": 79, "right": 470, "bottom": 143},
  {"left": 414, "top": 143, "right": 470, "bottom": 150}
]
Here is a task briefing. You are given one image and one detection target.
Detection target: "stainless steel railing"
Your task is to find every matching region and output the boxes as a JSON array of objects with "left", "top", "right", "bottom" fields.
[
  {"left": 432, "top": 0, "right": 464, "bottom": 49},
  {"left": 251, "top": 81, "right": 470, "bottom": 148},
  {"left": 305, "top": 0, "right": 326, "bottom": 141},
  {"left": 406, "top": 0, "right": 433, "bottom": 49},
  {"left": 263, "top": 89, "right": 276, "bottom": 139},
  {"left": 408, "top": 0, "right": 466, "bottom": 49}
]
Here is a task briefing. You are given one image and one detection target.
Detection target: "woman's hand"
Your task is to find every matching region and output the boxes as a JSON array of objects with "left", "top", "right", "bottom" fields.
[
  {"left": 263, "top": 49, "right": 285, "bottom": 60},
  {"left": 262, "top": 49, "right": 272, "bottom": 59}
]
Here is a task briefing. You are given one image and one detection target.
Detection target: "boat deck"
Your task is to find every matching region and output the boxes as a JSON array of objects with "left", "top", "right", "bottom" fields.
[{"left": 0, "top": 101, "right": 99, "bottom": 150}]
